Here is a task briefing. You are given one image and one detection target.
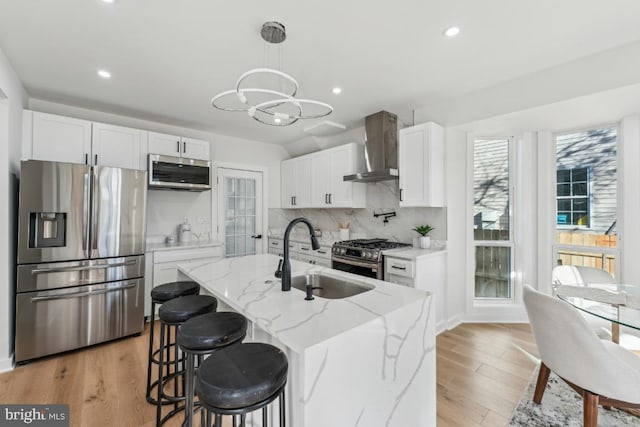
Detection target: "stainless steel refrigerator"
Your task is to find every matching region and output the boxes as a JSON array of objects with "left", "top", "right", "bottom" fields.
[{"left": 15, "top": 160, "right": 147, "bottom": 363}]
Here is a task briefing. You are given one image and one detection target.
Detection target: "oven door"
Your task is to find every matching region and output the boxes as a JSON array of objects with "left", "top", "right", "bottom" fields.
[{"left": 332, "top": 255, "right": 382, "bottom": 280}]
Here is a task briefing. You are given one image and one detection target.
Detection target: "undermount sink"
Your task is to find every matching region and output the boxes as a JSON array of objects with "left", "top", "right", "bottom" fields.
[{"left": 291, "top": 273, "right": 373, "bottom": 299}]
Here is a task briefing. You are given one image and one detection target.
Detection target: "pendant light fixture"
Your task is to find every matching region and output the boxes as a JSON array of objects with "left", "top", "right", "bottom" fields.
[{"left": 211, "top": 22, "right": 333, "bottom": 127}]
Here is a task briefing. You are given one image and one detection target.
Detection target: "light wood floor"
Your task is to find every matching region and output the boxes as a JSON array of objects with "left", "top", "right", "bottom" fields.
[{"left": 0, "top": 323, "right": 539, "bottom": 427}]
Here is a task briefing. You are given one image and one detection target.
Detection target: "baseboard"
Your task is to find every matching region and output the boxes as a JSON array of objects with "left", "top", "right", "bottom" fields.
[
  {"left": 462, "top": 312, "right": 529, "bottom": 323},
  {"left": 445, "top": 314, "right": 464, "bottom": 331},
  {"left": 0, "top": 354, "right": 14, "bottom": 373}
]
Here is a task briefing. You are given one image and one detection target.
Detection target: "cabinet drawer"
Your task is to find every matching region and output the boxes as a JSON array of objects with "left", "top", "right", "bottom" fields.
[
  {"left": 268, "top": 239, "right": 284, "bottom": 250},
  {"left": 298, "top": 254, "right": 320, "bottom": 265},
  {"left": 314, "top": 246, "right": 331, "bottom": 259},
  {"left": 386, "top": 273, "right": 415, "bottom": 287},
  {"left": 153, "top": 247, "right": 222, "bottom": 263},
  {"left": 268, "top": 247, "right": 283, "bottom": 257},
  {"left": 384, "top": 257, "right": 415, "bottom": 278}
]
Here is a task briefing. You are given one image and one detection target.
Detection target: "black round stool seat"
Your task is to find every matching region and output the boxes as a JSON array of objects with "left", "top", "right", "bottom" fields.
[
  {"left": 159, "top": 295, "right": 217, "bottom": 325},
  {"left": 196, "top": 343, "right": 288, "bottom": 410},
  {"left": 178, "top": 312, "right": 247, "bottom": 351},
  {"left": 151, "top": 281, "right": 200, "bottom": 303}
]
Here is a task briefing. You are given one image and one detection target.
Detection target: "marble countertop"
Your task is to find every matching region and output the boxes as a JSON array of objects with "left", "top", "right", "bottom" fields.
[
  {"left": 267, "top": 232, "right": 337, "bottom": 247},
  {"left": 381, "top": 247, "right": 447, "bottom": 260},
  {"left": 146, "top": 239, "right": 224, "bottom": 252},
  {"left": 177, "top": 253, "right": 430, "bottom": 353}
]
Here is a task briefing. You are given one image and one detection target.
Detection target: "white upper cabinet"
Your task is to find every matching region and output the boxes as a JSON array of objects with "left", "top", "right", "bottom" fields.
[
  {"left": 24, "top": 111, "right": 146, "bottom": 170},
  {"left": 181, "top": 137, "right": 210, "bottom": 161},
  {"left": 30, "top": 112, "right": 92, "bottom": 165},
  {"left": 281, "top": 142, "right": 366, "bottom": 209},
  {"left": 398, "top": 122, "right": 446, "bottom": 207},
  {"left": 92, "top": 123, "right": 144, "bottom": 169},
  {"left": 281, "top": 156, "right": 311, "bottom": 208},
  {"left": 148, "top": 132, "right": 210, "bottom": 161}
]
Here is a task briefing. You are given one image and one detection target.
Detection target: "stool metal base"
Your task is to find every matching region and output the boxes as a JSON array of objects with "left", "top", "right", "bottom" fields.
[{"left": 199, "top": 384, "right": 286, "bottom": 427}]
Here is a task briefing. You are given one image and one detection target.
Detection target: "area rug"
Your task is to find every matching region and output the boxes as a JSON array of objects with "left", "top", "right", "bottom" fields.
[{"left": 509, "top": 365, "right": 640, "bottom": 426}]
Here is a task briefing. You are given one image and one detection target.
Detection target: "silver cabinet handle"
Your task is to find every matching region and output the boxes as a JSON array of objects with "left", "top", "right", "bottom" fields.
[
  {"left": 317, "top": 250, "right": 327, "bottom": 254},
  {"left": 271, "top": 242, "right": 278, "bottom": 246},
  {"left": 31, "top": 259, "right": 137, "bottom": 275},
  {"left": 94, "top": 154, "right": 98, "bottom": 165},
  {"left": 183, "top": 141, "right": 186, "bottom": 153},
  {"left": 84, "top": 153, "right": 89, "bottom": 164},
  {"left": 329, "top": 193, "right": 332, "bottom": 204},
  {"left": 391, "top": 265, "right": 407, "bottom": 270},
  {"left": 300, "top": 246, "right": 310, "bottom": 251},
  {"left": 177, "top": 140, "right": 180, "bottom": 153},
  {"left": 399, "top": 189, "right": 403, "bottom": 202},
  {"left": 31, "top": 282, "right": 137, "bottom": 302}
]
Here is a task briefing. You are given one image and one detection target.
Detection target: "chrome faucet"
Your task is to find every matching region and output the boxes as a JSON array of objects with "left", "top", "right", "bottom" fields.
[{"left": 281, "top": 218, "right": 320, "bottom": 291}]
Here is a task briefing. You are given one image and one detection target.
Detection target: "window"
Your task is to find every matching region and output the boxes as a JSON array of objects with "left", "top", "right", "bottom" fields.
[
  {"left": 473, "top": 138, "right": 514, "bottom": 299},
  {"left": 554, "top": 127, "right": 617, "bottom": 275},
  {"left": 556, "top": 167, "right": 590, "bottom": 227}
]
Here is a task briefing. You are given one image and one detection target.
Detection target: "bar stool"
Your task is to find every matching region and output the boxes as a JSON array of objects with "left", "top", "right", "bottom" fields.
[
  {"left": 178, "top": 312, "right": 248, "bottom": 427},
  {"left": 146, "top": 281, "right": 201, "bottom": 405},
  {"left": 156, "top": 295, "right": 218, "bottom": 426},
  {"left": 195, "top": 343, "right": 288, "bottom": 427}
]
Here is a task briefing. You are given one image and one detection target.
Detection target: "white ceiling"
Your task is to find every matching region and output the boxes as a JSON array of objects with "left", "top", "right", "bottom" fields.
[{"left": 2, "top": 0, "right": 640, "bottom": 144}]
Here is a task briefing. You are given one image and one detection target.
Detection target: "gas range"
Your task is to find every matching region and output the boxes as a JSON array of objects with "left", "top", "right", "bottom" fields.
[{"left": 331, "top": 239, "right": 411, "bottom": 279}]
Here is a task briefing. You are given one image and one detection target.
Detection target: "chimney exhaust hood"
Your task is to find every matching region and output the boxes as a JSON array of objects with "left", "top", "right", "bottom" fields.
[{"left": 343, "top": 111, "right": 399, "bottom": 183}]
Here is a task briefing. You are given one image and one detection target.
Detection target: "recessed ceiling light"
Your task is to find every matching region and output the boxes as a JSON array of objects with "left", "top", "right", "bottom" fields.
[
  {"left": 443, "top": 26, "right": 460, "bottom": 37},
  {"left": 100, "top": 0, "right": 116, "bottom": 3},
  {"left": 97, "top": 69, "right": 112, "bottom": 79},
  {"left": 331, "top": 87, "right": 342, "bottom": 95}
]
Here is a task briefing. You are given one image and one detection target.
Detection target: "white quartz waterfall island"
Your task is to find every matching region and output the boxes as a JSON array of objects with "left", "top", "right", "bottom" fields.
[{"left": 178, "top": 254, "right": 435, "bottom": 427}]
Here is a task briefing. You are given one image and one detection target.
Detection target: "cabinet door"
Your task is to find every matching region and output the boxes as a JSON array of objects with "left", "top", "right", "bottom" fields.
[
  {"left": 148, "top": 132, "right": 182, "bottom": 158},
  {"left": 181, "top": 137, "right": 210, "bottom": 161},
  {"left": 295, "top": 156, "right": 312, "bottom": 207},
  {"left": 398, "top": 122, "right": 445, "bottom": 207},
  {"left": 281, "top": 159, "right": 296, "bottom": 208},
  {"left": 31, "top": 112, "right": 92, "bottom": 164},
  {"left": 399, "top": 125, "right": 428, "bottom": 206},
  {"left": 328, "top": 145, "right": 353, "bottom": 206},
  {"left": 91, "top": 123, "right": 143, "bottom": 169},
  {"left": 311, "top": 150, "right": 332, "bottom": 206}
]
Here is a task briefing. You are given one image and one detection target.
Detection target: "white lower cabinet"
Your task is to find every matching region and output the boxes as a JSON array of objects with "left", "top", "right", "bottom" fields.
[
  {"left": 268, "top": 238, "right": 332, "bottom": 268},
  {"left": 145, "top": 246, "right": 223, "bottom": 318},
  {"left": 384, "top": 251, "right": 447, "bottom": 333}
]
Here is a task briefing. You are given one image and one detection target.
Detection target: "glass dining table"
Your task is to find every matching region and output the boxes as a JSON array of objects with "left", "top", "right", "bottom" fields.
[{"left": 555, "top": 283, "right": 640, "bottom": 344}]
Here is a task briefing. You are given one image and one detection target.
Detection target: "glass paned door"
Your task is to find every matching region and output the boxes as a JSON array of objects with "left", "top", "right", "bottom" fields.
[
  {"left": 218, "top": 168, "right": 263, "bottom": 258},
  {"left": 473, "top": 138, "right": 514, "bottom": 300}
]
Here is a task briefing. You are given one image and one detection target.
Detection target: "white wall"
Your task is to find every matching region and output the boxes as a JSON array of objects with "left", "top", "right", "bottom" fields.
[{"left": 0, "top": 47, "right": 27, "bottom": 372}]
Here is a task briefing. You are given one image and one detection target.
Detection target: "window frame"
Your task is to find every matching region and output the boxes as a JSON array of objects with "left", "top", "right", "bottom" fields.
[
  {"left": 471, "top": 136, "right": 516, "bottom": 303},
  {"left": 556, "top": 165, "right": 593, "bottom": 229},
  {"left": 551, "top": 124, "right": 619, "bottom": 279}
]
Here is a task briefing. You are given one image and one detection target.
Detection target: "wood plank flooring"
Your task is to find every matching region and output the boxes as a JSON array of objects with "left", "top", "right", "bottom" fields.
[{"left": 0, "top": 323, "right": 539, "bottom": 426}]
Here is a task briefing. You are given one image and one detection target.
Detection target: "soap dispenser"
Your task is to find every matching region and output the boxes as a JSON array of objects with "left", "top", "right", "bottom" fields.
[{"left": 178, "top": 218, "right": 192, "bottom": 243}]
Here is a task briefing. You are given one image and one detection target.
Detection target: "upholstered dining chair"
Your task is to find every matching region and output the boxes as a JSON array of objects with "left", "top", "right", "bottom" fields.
[{"left": 523, "top": 285, "right": 640, "bottom": 427}]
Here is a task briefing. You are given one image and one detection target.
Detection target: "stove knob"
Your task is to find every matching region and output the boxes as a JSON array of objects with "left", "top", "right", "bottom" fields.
[{"left": 364, "top": 251, "right": 371, "bottom": 259}]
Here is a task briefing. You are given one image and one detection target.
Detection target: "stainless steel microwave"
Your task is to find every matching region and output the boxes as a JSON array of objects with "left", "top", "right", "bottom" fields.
[{"left": 148, "top": 154, "right": 212, "bottom": 191}]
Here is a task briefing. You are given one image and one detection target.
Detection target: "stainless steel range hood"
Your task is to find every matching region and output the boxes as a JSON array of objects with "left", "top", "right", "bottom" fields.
[{"left": 343, "top": 111, "right": 398, "bottom": 183}]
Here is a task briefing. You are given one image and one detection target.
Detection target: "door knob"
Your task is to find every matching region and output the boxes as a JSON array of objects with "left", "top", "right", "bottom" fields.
[{"left": 251, "top": 234, "right": 263, "bottom": 239}]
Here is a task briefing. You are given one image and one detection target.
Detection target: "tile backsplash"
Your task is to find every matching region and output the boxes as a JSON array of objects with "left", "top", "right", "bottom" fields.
[{"left": 269, "top": 181, "right": 447, "bottom": 245}]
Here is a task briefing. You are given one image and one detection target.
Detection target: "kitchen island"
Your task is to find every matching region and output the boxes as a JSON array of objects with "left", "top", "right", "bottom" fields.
[{"left": 178, "top": 254, "right": 435, "bottom": 427}]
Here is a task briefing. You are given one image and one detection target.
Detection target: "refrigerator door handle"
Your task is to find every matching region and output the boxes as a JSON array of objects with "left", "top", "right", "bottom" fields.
[
  {"left": 91, "top": 167, "right": 99, "bottom": 251},
  {"left": 31, "top": 259, "right": 137, "bottom": 275},
  {"left": 83, "top": 172, "right": 91, "bottom": 253},
  {"left": 30, "top": 282, "right": 137, "bottom": 302}
]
